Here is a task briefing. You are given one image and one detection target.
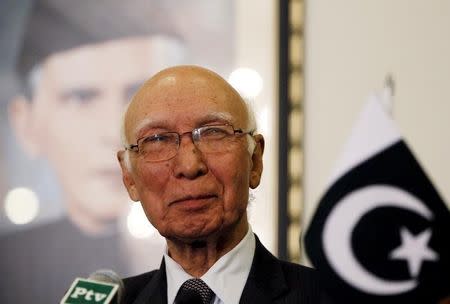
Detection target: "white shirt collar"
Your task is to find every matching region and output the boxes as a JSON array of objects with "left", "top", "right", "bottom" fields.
[{"left": 164, "top": 227, "right": 255, "bottom": 304}]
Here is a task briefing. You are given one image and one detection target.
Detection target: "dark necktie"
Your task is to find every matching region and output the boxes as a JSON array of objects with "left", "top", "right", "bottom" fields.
[{"left": 174, "top": 278, "right": 215, "bottom": 304}]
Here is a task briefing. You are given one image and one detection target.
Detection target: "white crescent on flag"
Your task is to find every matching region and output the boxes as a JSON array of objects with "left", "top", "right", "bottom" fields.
[{"left": 323, "top": 184, "right": 433, "bottom": 295}]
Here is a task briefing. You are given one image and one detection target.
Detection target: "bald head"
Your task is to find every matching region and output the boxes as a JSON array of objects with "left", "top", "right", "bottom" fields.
[{"left": 121, "top": 65, "right": 256, "bottom": 148}]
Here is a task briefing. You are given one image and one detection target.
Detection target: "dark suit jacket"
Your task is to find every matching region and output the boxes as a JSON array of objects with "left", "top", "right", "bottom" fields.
[{"left": 123, "top": 235, "right": 324, "bottom": 303}]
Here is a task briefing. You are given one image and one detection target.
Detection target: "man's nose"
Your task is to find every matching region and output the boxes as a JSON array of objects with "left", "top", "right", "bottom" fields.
[{"left": 173, "top": 136, "right": 208, "bottom": 179}]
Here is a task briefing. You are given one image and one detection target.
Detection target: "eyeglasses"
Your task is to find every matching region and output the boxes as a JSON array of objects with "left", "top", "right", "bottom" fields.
[{"left": 126, "top": 124, "right": 254, "bottom": 162}]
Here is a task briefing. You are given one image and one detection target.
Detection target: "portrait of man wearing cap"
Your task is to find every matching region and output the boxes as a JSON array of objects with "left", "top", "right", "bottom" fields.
[{"left": 0, "top": 1, "right": 233, "bottom": 303}]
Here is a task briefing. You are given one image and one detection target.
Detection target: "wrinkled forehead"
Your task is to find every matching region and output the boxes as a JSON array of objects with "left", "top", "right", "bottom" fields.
[{"left": 124, "top": 72, "right": 248, "bottom": 141}]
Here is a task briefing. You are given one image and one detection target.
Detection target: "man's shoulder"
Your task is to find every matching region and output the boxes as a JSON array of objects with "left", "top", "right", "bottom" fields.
[
  {"left": 124, "top": 270, "right": 158, "bottom": 285},
  {"left": 251, "top": 236, "right": 326, "bottom": 303},
  {"left": 254, "top": 235, "right": 318, "bottom": 283},
  {"left": 273, "top": 259, "right": 328, "bottom": 303},
  {"left": 122, "top": 270, "right": 159, "bottom": 303},
  {"left": 278, "top": 259, "right": 320, "bottom": 287}
]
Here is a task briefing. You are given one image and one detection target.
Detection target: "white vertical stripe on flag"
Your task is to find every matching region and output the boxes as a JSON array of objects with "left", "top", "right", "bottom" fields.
[{"left": 329, "top": 95, "right": 402, "bottom": 185}]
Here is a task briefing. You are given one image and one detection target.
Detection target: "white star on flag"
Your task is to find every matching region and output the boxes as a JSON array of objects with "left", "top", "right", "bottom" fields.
[{"left": 389, "top": 227, "right": 439, "bottom": 277}]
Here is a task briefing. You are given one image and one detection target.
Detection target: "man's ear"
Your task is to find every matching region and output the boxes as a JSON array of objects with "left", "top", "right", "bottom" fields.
[
  {"left": 8, "top": 95, "right": 41, "bottom": 158},
  {"left": 249, "top": 134, "right": 265, "bottom": 189},
  {"left": 117, "top": 150, "right": 141, "bottom": 202}
]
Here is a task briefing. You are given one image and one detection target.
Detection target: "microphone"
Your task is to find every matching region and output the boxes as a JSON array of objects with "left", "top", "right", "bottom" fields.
[
  {"left": 88, "top": 269, "right": 124, "bottom": 304},
  {"left": 60, "top": 269, "right": 124, "bottom": 304}
]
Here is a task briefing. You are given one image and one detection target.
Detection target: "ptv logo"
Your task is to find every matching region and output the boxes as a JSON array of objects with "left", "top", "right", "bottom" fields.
[
  {"left": 70, "top": 287, "right": 108, "bottom": 302},
  {"left": 60, "top": 278, "right": 119, "bottom": 304}
]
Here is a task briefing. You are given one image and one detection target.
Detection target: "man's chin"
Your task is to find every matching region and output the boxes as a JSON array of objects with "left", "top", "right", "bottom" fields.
[{"left": 163, "top": 225, "right": 222, "bottom": 244}]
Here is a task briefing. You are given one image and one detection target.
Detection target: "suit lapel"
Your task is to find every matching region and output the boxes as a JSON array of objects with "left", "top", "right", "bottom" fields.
[
  {"left": 239, "top": 236, "right": 288, "bottom": 304},
  {"left": 132, "top": 259, "right": 167, "bottom": 304}
]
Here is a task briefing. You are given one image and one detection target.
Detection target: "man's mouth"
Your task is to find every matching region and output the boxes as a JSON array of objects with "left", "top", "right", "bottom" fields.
[{"left": 169, "top": 194, "right": 217, "bottom": 209}]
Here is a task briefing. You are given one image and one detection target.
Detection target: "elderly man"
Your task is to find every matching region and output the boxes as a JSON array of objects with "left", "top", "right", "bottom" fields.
[{"left": 118, "top": 65, "right": 322, "bottom": 303}]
